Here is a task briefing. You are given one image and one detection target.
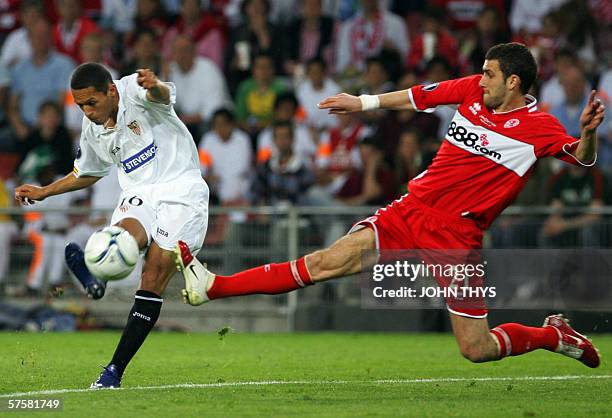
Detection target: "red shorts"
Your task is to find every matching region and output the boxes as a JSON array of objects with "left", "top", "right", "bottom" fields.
[{"left": 352, "top": 194, "right": 488, "bottom": 318}]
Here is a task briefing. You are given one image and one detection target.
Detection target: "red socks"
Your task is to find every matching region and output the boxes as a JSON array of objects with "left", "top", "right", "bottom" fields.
[
  {"left": 207, "top": 257, "right": 313, "bottom": 300},
  {"left": 491, "top": 323, "right": 559, "bottom": 358}
]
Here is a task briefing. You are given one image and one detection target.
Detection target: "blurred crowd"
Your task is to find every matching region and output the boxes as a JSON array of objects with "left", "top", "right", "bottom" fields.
[{"left": 0, "top": 0, "right": 610, "bottom": 294}]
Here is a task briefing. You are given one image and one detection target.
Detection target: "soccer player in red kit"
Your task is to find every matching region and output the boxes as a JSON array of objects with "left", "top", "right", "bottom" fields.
[{"left": 174, "top": 43, "right": 605, "bottom": 367}]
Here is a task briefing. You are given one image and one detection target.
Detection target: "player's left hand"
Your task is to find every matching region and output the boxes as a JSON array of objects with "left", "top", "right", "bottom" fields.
[
  {"left": 318, "top": 93, "right": 362, "bottom": 114},
  {"left": 136, "top": 68, "right": 160, "bottom": 90},
  {"left": 580, "top": 90, "right": 605, "bottom": 132}
]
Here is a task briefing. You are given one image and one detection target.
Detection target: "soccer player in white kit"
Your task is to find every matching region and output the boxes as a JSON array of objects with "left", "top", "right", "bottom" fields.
[{"left": 15, "top": 63, "right": 209, "bottom": 388}]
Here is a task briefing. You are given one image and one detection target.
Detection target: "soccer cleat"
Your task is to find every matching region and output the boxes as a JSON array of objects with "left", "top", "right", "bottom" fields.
[
  {"left": 65, "top": 242, "right": 106, "bottom": 300},
  {"left": 172, "top": 240, "right": 215, "bottom": 306},
  {"left": 543, "top": 314, "right": 600, "bottom": 368},
  {"left": 90, "top": 364, "right": 121, "bottom": 389}
]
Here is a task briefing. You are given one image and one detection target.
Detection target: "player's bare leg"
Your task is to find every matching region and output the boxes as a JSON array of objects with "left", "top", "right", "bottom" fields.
[
  {"left": 450, "top": 314, "right": 501, "bottom": 362},
  {"left": 174, "top": 228, "right": 377, "bottom": 305},
  {"left": 92, "top": 241, "right": 178, "bottom": 388},
  {"left": 305, "top": 227, "right": 377, "bottom": 282},
  {"left": 451, "top": 312, "right": 600, "bottom": 367},
  {"left": 116, "top": 218, "right": 149, "bottom": 249}
]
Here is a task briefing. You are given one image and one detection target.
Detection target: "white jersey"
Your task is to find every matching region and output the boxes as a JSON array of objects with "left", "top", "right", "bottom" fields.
[{"left": 73, "top": 74, "right": 202, "bottom": 190}]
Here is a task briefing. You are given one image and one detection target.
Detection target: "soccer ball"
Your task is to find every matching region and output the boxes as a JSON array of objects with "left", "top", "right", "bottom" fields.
[{"left": 84, "top": 226, "right": 139, "bottom": 281}]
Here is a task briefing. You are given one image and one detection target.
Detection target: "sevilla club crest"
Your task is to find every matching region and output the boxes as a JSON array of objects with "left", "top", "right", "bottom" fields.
[{"left": 127, "top": 120, "right": 142, "bottom": 135}]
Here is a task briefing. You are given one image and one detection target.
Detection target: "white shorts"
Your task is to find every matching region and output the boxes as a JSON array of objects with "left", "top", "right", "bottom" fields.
[{"left": 110, "top": 177, "right": 209, "bottom": 255}]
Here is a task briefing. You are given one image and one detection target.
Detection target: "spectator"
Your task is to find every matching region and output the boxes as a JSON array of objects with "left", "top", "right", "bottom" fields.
[
  {"left": 0, "top": 177, "right": 16, "bottom": 294},
  {"left": 509, "top": 0, "right": 566, "bottom": 38},
  {"left": 0, "top": 63, "right": 13, "bottom": 151},
  {"left": 7, "top": 19, "right": 75, "bottom": 140},
  {"left": 406, "top": 6, "right": 458, "bottom": 74},
  {"left": 79, "top": 32, "right": 118, "bottom": 78},
  {"left": 550, "top": 66, "right": 591, "bottom": 138},
  {"left": 257, "top": 91, "right": 317, "bottom": 164},
  {"left": 199, "top": 108, "right": 252, "bottom": 205},
  {"left": 63, "top": 32, "right": 119, "bottom": 138},
  {"left": 556, "top": 0, "right": 597, "bottom": 73},
  {"left": 284, "top": 0, "right": 335, "bottom": 77},
  {"left": 524, "top": 11, "right": 565, "bottom": 83},
  {"left": 490, "top": 159, "right": 554, "bottom": 248},
  {"left": 394, "top": 129, "right": 427, "bottom": 197},
  {"left": 431, "top": 0, "right": 506, "bottom": 32},
  {"left": 540, "top": 49, "right": 583, "bottom": 112},
  {"left": 422, "top": 56, "right": 456, "bottom": 140},
  {"left": 251, "top": 120, "right": 315, "bottom": 206},
  {"left": 208, "top": 0, "right": 242, "bottom": 27},
  {"left": 296, "top": 57, "right": 340, "bottom": 132},
  {"left": 100, "top": 0, "right": 138, "bottom": 34},
  {"left": 120, "top": 28, "right": 162, "bottom": 77},
  {"left": 167, "top": 34, "right": 231, "bottom": 143},
  {"left": 19, "top": 101, "right": 74, "bottom": 177},
  {"left": 0, "top": 0, "right": 44, "bottom": 69},
  {"left": 335, "top": 135, "right": 395, "bottom": 206},
  {"left": 376, "top": 71, "right": 440, "bottom": 163},
  {"left": 360, "top": 56, "right": 394, "bottom": 96},
  {"left": 22, "top": 164, "right": 86, "bottom": 295},
  {"left": 335, "top": 0, "right": 408, "bottom": 74},
  {"left": 52, "top": 0, "right": 100, "bottom": 63},
  {"left": 358, "top": 55, "right": 394, "bottom": 125},
  {"left": 162, "top": 0, "right": 227, "bottom": 69},
  {"left": 129, "top": 0, "right": 169, "bottom": 43},
  {"left": 588, "top": 0, "right": 612, "bottom": 65},
  {"left": 224, "top": 0, "right": 285, "bottom": 92},
  {"left": 597, "top": 69, "right": 612, "bottom": 173},
  {"left": 235, "top": 53, "right": 286, "bottom": 138},
  {"left": 315, "top": 113, "right": 371, "bottom": 197},
  {"left": 0, "top": 0, "right": 21, "bottom": 44},
  {"left": 541, "top": 166, "right": 607, "bottom": 247},
  {"left": 460, "top": 5, "right": 510, "bottom": 75}
]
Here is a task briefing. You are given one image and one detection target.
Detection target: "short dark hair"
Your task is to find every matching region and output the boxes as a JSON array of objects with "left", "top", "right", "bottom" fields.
[
  {"left": 306, "top": 57, "right": 326, "bottom": 72},
  {"left": 274, "top": 91, "right": 298, "bottom": 111},
  {"left": 212, "top": 108, "right": 235, "bottom": 123},
  {"left": 21, "top": 0, "right": 44, "bottom": 13},
  {"left": 360, "top": 135, "right": 384, "bottom": 151},
  {"left": 485, "top": 43, "right": 537, "bottom": 95},
  {"left": 272, "top": 120, "right": 294, "bottom": 137},
  {"left": 38, "top": 100, "right": 62, "bottom": 115},
  {"left": 70, "top": 62, "right": 113, "bottom": 93}
]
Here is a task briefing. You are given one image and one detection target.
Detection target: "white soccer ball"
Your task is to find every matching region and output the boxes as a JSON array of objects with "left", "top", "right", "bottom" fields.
[{"left": 84, "top": 226, "right": 139, "bottom": 281}]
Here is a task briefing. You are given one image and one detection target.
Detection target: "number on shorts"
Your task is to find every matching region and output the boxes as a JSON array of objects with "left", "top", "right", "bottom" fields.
[{"left": 120, "top": 196, "right": 144, "bottom": 207}]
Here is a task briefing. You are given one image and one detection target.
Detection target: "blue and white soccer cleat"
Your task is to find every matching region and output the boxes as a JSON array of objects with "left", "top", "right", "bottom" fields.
[
  {"left": 172, "top": 240, "right": 215, "bottom": 306},
  {"left": 91, "top": 364, "right": 121, "bottom": 389},
  {"left": 65, "top": 242, "right": 106, "bottom": 300}
]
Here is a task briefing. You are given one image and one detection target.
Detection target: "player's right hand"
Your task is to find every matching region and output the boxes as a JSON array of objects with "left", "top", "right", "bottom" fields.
[
  {"left": 15, "top": 184, "right": 47, "bottom": 205},
  {"left": 318, "top": 93, "right": 362, "bottom": 114}
]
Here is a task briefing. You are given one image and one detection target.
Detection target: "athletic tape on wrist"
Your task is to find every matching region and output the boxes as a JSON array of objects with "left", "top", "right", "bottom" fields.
[{"left": 359, "top": 94, "right": 380, "bottom": 111}]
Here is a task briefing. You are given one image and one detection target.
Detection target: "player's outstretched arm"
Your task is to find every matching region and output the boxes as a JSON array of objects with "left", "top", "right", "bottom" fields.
[
  {"left": 15, "top": 172, "right": 101, "bottom": 205},
  {"left": 575, "top": 90, "right": 605, "bottom": 163},
  {"left": 137, "top": 68, "right": 170, "bottom": 105},
  {"left": 318, "top": 89, "right": 414, "bottom": 114}
]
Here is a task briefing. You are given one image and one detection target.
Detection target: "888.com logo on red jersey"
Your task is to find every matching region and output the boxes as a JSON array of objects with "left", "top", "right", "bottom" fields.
[{"left": 446, "top": 121, "right": 501, "bottom": 160}]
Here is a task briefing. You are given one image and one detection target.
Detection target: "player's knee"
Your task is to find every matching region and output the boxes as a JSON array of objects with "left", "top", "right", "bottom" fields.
[{"left": 458, "top": 341, "right": 489, "bottom": 363}]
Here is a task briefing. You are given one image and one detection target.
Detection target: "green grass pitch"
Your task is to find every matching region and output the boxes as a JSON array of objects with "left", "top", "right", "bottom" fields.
[{"left": 1, "top": 332, "right": 610, "bottom": 417}]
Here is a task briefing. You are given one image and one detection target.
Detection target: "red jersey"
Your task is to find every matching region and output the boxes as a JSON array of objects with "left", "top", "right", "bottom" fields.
[{"left": 407, "top": 75, "right": 588, "bottom": 230}]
